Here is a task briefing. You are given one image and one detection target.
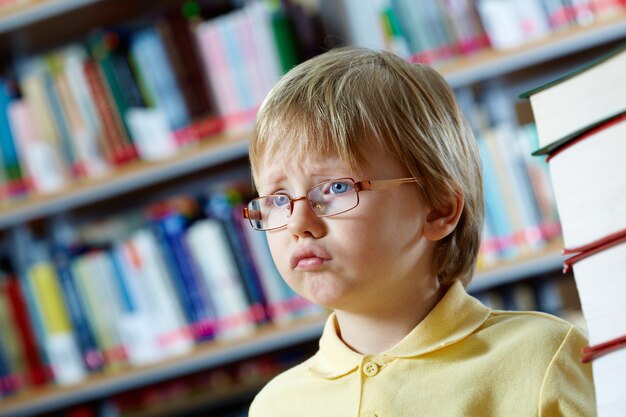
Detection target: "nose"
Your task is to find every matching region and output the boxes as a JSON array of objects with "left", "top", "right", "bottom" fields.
[{"left": 286, "top": 195, "right": 325, "bottom": 239}]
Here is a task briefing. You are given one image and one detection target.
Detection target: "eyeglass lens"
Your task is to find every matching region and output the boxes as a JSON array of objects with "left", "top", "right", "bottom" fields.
[{"left": 247, "top": 178, "right": 359, "bottom": 230}]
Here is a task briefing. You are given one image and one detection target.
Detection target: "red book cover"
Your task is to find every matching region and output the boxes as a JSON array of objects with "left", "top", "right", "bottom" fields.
[{"left": 5, "top": 274, "right": 50, "bottom": 386}]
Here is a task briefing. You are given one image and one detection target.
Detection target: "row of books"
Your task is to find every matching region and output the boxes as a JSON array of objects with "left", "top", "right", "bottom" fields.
[
  {"left": 0, "top": 187, "right": 320, "bottom": 398},
  {"left": 473, "top": 273, "right": 583, "bottom": 323},
  {"left": 454, "top": 85, "right": 562, "bottom": 268},
  {"left": 0, "top": 0, "right": 324, "bottom": 203},
  {"left": 319, "top": 0, "right": 626, "bottom": 65},
  {"left": 12, "top": 348, "right": 307, "bottom": 417},
  {"left": 112, "top": 347, "right": 314, "bottom": 417},
  {"left": 476, "top": 121, "right": 562, "bottom": 266}
]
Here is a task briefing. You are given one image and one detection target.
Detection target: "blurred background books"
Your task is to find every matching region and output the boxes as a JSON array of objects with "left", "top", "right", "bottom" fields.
[{"left": 1, "top": 0, "right": 626, "bottom": 416}]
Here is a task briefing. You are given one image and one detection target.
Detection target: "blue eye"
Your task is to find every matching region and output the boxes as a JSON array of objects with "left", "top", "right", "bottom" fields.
[
  {"left": 271, "top": 194, "right": 290, "bottom": 207},
  {"left": 330, "top": 181, "right": 351, "bottom": 194}
]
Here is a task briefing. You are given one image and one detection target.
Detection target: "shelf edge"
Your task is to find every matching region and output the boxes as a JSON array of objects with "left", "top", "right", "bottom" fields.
[
  {"left": 0, "top": 315, "right": 326, "bottom": 417},
  {"left": 443, "top": 16, "right": 626, "bottom": 87},
  {"left": 0, "top": 137, "right": 250, "bottom": 230},
  {"left": 0, "top": 0, "right": 102, "bottom": 34}
]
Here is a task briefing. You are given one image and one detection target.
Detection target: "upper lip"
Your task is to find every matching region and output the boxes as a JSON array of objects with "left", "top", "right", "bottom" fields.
[{"left": 290, "top": 245, "right": 332, "bottom": 268}]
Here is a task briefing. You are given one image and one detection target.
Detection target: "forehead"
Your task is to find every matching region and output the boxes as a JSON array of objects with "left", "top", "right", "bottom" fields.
[
  {"left": 255, "top": 150, "right": 358, "bottom": 183},
  {"left": 254, "top": 146, "right": 409, "bottom": 190}
]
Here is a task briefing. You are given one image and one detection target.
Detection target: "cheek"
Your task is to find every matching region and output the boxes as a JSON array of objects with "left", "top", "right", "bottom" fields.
[
  {"left": 346, "top": 215, "right": 420, "bottom": 264},
  {"left": 266, "top": 233, "right": 291, "bottom": 275}
]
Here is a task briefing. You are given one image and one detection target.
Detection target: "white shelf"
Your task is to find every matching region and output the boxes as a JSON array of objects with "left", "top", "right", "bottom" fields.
[
  {"left": 0, "top": 0, "right": 102, "bottom": 34},
  {"left": 0, "top": 315, "right": 327, "bottom": 417},
  {"left": 0, "top": 136, "right": 249, "bottom": 230},
  {"left": 440, "top": 15, "right": 626, "bottom": 87},
  {"left": 469, "top": 250, "right": 565, "bottom": 293}
]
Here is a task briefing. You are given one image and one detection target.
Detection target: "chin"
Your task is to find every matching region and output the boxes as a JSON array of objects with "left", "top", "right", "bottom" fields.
[{"left": 283, "top": 270, "right": 353, "bottom": 308}]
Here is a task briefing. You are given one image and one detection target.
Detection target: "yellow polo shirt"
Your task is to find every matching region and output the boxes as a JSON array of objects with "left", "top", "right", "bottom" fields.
[{"left": 249, "top": 281, "right": 595, "bottom": 417}]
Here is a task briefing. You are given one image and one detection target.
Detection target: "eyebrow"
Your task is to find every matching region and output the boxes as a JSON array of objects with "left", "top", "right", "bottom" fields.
[{"left": 261, "top": 165, "right": 343, "bottom": 185}]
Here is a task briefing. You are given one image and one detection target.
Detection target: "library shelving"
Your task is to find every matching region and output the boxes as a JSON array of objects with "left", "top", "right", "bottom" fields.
[
  {"left": 1, "top": 1, "right": 625, "bottom": 416},
  {"left": 0, "top": 133, "right": 249, "bottom": 229},
  {"left": 0, "top": 247, "right": 571, "bottom": 417},
  {"left": 0, "top": 314, "right": 327, "bottom": 417},
  {"left": 469, "top": 241, "right": 564, "bottom": 293},
  {"left": 438, "top": 10, "right": 626, "bottom": 87},
  {"left": 0, "top": 0, "right": 102, "bottom": 33}
]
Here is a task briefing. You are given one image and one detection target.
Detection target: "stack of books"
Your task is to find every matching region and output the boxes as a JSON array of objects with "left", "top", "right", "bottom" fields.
[{"left": 522, "top": 43, "right": 626, "bottom": 416}]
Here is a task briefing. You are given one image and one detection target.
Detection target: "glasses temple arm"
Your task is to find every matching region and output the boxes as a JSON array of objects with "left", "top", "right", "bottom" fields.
[{"left": 357, "top": 177, "right": 418, "bottom": 191}]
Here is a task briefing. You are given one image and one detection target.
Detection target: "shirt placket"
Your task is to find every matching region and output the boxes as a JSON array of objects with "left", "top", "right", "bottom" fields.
[{"left": 357, "top": 354, "right": 391, "bottom": 417}]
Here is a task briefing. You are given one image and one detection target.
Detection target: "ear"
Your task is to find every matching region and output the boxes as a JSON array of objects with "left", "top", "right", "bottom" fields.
[{"left": 423, "top": 190, "right": 464, "bottom": 242}]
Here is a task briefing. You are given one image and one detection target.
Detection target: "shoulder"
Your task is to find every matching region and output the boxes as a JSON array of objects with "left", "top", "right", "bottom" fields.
[
  {"left": 484, "top": 309, "right": 586, "bottom": 345},
  {"left": 473, "top": 309, "right": 589, "bottom": 373},
  {"left": 248, "top": 356, "right": 317, "bottom": 417},
  {"left": 480, "top": 310, "right": 595, "bottom": 415}
]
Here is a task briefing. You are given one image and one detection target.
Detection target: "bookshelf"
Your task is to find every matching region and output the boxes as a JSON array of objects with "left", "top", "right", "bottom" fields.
[
  {"left": 0, "top": 245, "right": 569, "bottom": 417},
  {"left": 438, "top": 11, "right": 626, "bottom": 87},
  {"left": 0, "top": 133, "right": 249, "bottom": 229},
  {"left": 0, "top": 0, "right": 102, "bottom": 33},
  {"left": 0, "top": 1, "right": 625, "bottom": 416},
  {"left": 0, "top": 314, "right": 328, "bottom": 417},
  {"left": 469, "top": 241, "right": 564, "bottom": 293},
  {"left": 0, "top": 240, "right": 570, "bottom": 417},
  {"left": 1, "top": 16, "right": 624, "bottom": 227}
]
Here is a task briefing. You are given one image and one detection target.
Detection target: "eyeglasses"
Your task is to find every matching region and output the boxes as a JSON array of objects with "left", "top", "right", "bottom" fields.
[{"left": 242, "top": 177, "right": 418, "bottom": 231}]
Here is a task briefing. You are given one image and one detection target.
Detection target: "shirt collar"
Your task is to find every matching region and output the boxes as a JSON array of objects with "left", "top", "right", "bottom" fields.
[{"left": 308, "top": 281, "right": 491, "bottom": 379}]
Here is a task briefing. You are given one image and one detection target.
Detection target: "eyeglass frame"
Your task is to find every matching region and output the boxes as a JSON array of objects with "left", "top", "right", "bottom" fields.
[{"left": 242, "top": 177, "right": 419, "bottom": 231}]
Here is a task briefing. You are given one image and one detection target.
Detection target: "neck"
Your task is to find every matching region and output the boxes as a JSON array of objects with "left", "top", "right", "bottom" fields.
[{"left": 334, "top": 277, "right": 446, "bottom": 355}]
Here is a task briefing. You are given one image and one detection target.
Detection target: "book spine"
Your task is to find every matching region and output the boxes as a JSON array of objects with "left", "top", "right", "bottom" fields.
[
  {"left": 0, "top": 331, "right": 17, "bottom": 396},
  {"left": 41, "top": 67, "right": 81, "bottom": 177},
  {"left": 234, "top": 7, "right": 271, "bottom": 108},
  {"left": 18, "top": 61, "right": 71, "bottom": 184},
  {"left": 47, "top": 52, "right": 90, "bottom": 177},
  {"left": 51, "top": 245, "right": 104, "bottom": 372},
  {"left": 477, "top": 133, "right": 518, "bottom": 257},
  {"left": 82, "top": 60, "right": 138, "bottom": 165},
  {"left": 185, "top": 219, "right": 257, "bottom": 339},
  {"left": 437, "top": 0, "right": 491, "bottom": 55},
  {"left": 28, "top": 251, "right": 86, "bottom": 385},
  {"left": 5, "top": 274, "right": 49, "bottom": 386},
  {"left": 217, "top": 13, "right": 256, "bottom": 114},
  {"left": 269, "top": 5, "right": 301, "bottom": 72},
  {"left": 71, "top": 253, "right": 128, "bottom": 371},
  {"left": 156, "top": 12, "right": 215, "bottom": 121},
  {"left": 0, "top": 78, "right": 29, "bottom": 197},
  {"left": 107, "top": 248, "right": 164, "bottom": 366},
  {"left": 150, "top": 213, "right": 216, "bottom": 341},
  {"left": 244, "top": 1, "right": 283, "bottom": 95},
  {"left": 126, "top": 230, "right": 194, "bottom": 356},
  {"left": 476, "top": 0, "right": 526, "bottom": 50},
  {"left": 0, "top": 281, "right": 25, "bottom": 393},
  {"left": 517, "top": 124, "right": 560, "bottom": 233},
  {"left": 6, "top": 99, "right": 67, "bottom": 193},
  {"left": 491, "top": 124, "right": 545, "bottom": 248},
  {"left": 238, "top": 207, "right": 317, "bottom": 322},
  {"left": 194, "top": 18, "right": 243, "bottom": 126},
  {"left": 205, "top": 194, "right": 269, "bottom": 324},
  {"left": 9, "top": 227, "right": 55, "bottom": 383},
  {"left": 130, "top": 27, "right": 190, "bottom": 132}
]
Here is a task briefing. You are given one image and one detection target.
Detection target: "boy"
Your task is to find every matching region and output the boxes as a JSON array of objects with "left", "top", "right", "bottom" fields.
[{"left": 243, "top": 47, "right": 595, "bottom": 416}]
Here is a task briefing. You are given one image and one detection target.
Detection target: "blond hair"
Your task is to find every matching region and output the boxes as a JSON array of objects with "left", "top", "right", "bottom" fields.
[{"left": 250, "top": 47, "right": 483, "bottom": 286}]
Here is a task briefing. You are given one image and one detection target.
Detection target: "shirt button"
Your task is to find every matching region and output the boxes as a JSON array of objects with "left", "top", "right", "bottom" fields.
[{"left": 363, "top": 361, "right": 379, "bottom": 377}]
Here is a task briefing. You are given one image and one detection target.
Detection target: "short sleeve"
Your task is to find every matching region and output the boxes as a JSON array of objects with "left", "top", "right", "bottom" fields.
[{"left": 539, "top": 325, "right": 597, "bottom": 417}]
